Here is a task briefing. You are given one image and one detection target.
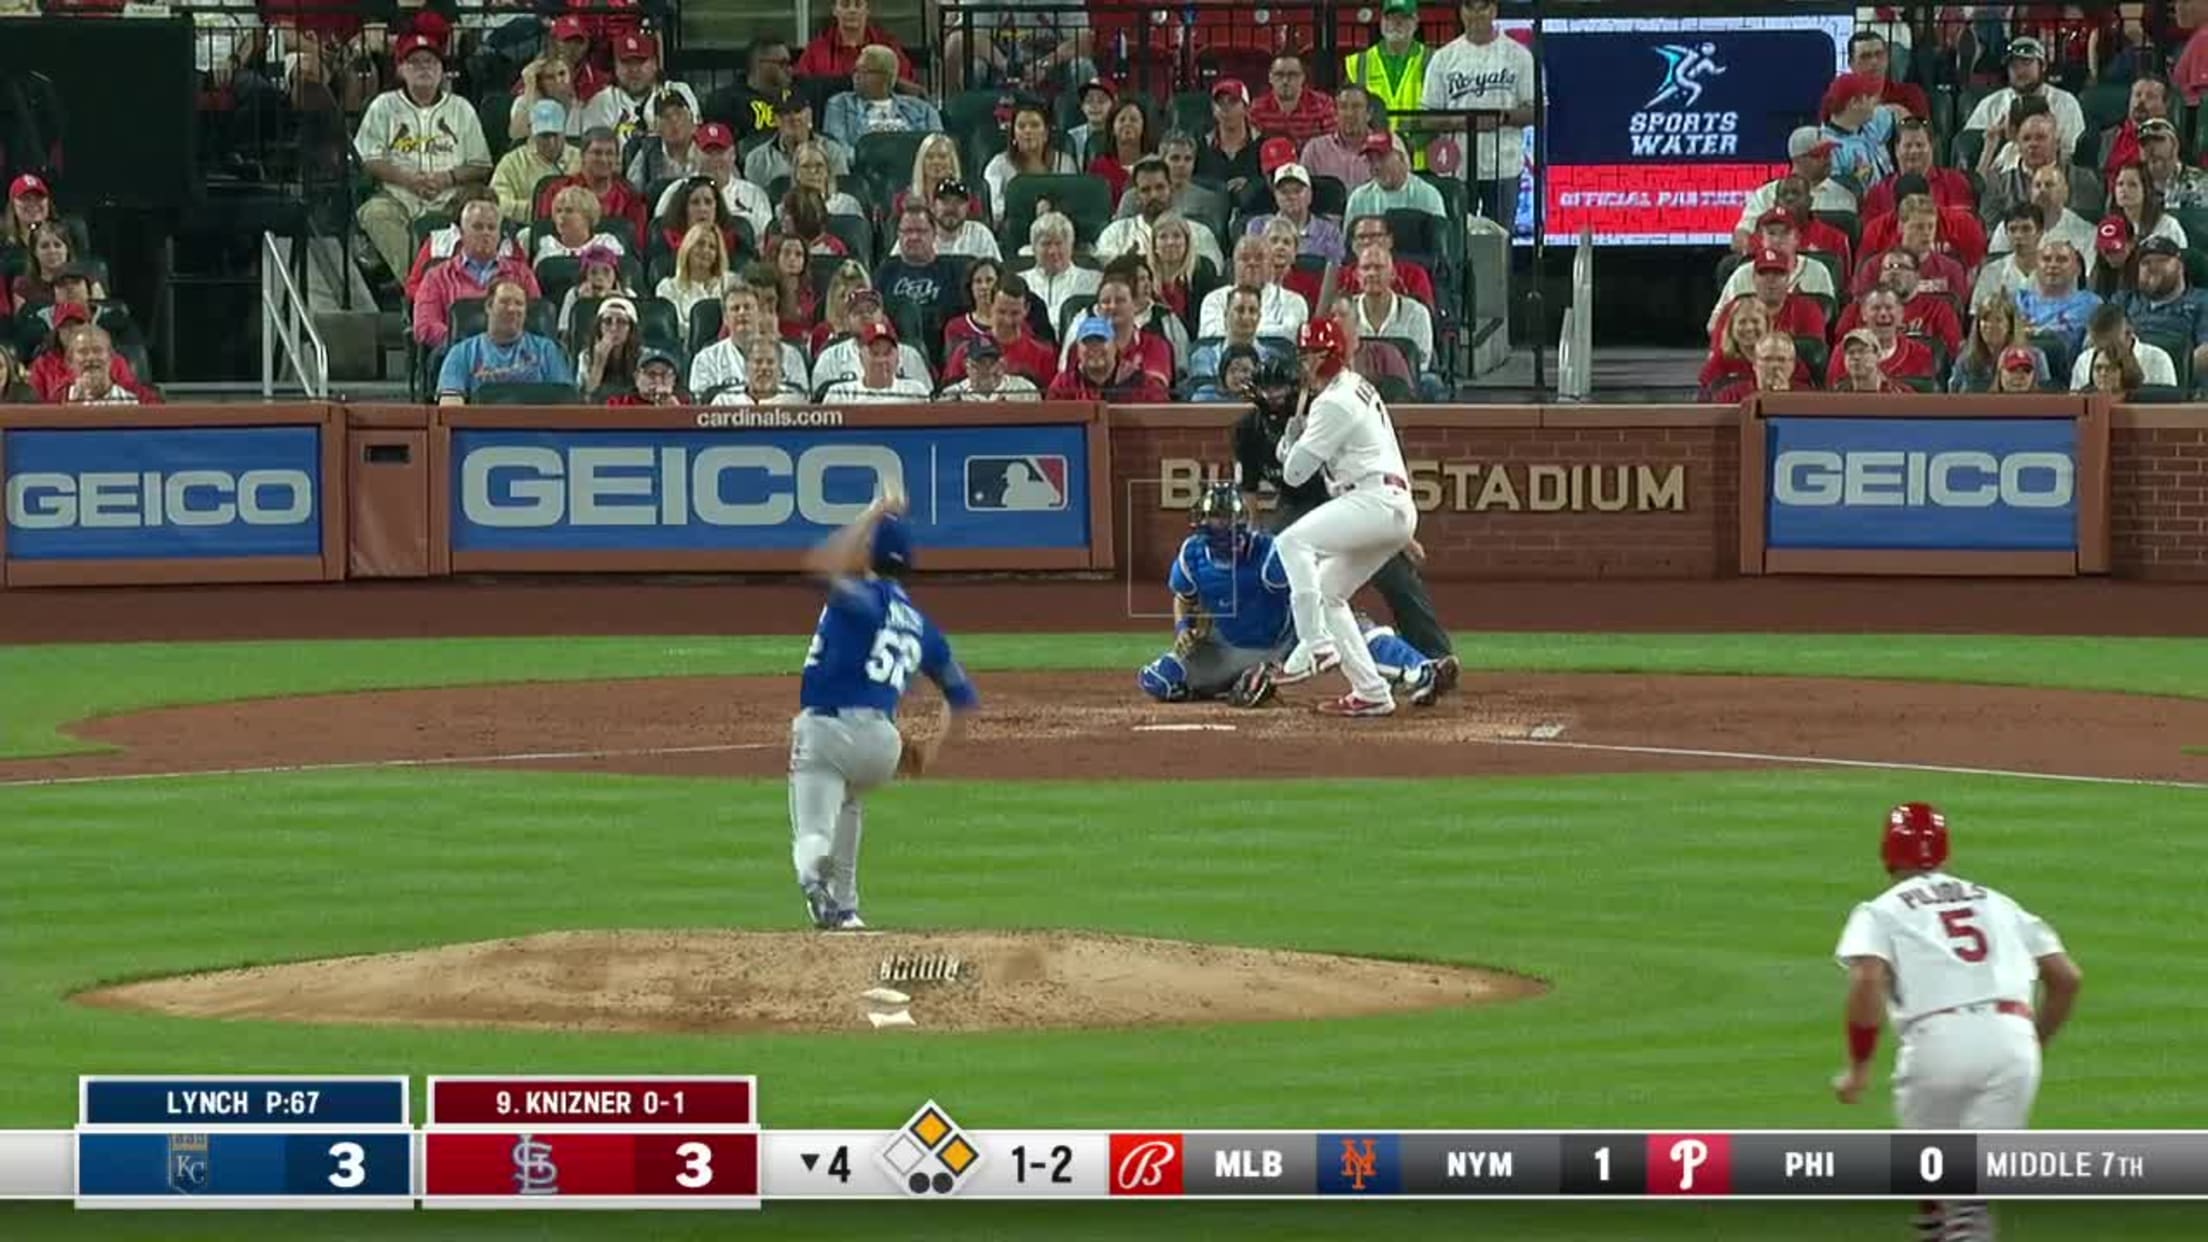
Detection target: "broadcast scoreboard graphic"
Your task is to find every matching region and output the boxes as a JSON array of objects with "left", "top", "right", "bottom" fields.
[{"left": 4, "top": 1075, "right": 2203, "bottom": 1206}]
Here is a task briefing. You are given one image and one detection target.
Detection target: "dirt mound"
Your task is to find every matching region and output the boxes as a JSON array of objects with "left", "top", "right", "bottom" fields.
[{"left": 75, "top": 930, "right": 1542, "bottom": 1035}]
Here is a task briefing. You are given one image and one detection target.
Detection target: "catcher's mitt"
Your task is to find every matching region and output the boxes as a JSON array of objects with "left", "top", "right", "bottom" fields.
[{"left": 1225, "top": 662, "right": 1277, "bottom": 709}]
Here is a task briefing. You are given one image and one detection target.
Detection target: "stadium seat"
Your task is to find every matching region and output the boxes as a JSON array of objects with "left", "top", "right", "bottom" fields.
[
  {"left": 1367, "top": 333, "right": 1427, "bottom": 375},
  {"left": 477, "top": 92, "right": 513, "bottom": 160},
  {"left": 1003, "top": 174, "right": 1116, "bottom": 248},
  {"left": 854, "top": 131, "right": 932, "bottom": 203},
  {"left": 2080, "top": 82, "right": 2130, "bottom": 140},
  {"left": 636, "top": 297, "right": 684, "bottom": 354},
  {"left": 2127, "top": 383, "right": 2192, "bottom": 402},
  {"left": 1056, "top": 292, "right": 1099, "bottom": 343},
  {"left": 536, "top": 256, "right": 583, "bottom": 308},
  {"left": 1792, "top": 334, "right": 1829, "bottom": 379},
  {"left": 687, "top": 300, "right": 724, "bottom": 356},
  {"left": 2138, "top": 329, "right": 2195, "bottom": 393},
  {"left": 1169, "top": 91, "right": 1214, "bottom": 138},
  {"left": 944, "top": 89, "right": 1008, "bottom": 142},
  {"left": 1814, "top": 210, "right": 1861, "bottom": 252},
  {"left": 824, "top": 213, "right": 874, "bottom": 264}
]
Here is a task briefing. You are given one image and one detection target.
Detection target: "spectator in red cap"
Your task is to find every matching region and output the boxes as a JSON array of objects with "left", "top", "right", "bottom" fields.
[
  {"left": 544, "top": 18, "right": 611, "bottom": 103},
  {"left": 940, "top": 0, "right": 1094, "bottom": 94},
  {"left": 1302, "top": 87, "right": 1380, "bottom": 192},
  {"left": 1763, "top": 185, "right": 1854, "bottom": 283},
  {"left": 1830, "top": 326, "right": 1907, "bottom": 393},
  {"left": 1252, "top": 52, "right": 1337, "bottom": 147},
  {"left": 1068, "top": 79, "right": 1119, "bottom": 159},
  {"left": 1846, "top": 30, "right": 1928, "bottom": 118},
  {"left": 797, "top": 0, "right": 918, "bottom": 85},
  {"left": 704, "top": 36, "right": 795, "bottom": 141},
  {"left": 1709, "top": 224, "right": 1835, "bottom": 333},
  {"left": 579, "top": 32, "right": 699, "bottom": 147},
  {"left": 1699, "top": 298, "right": 1797, "bottom": 402},
  {"left": 822, "top": 321, "right": 932, "bottom": 402},
  {"left": 1993, "top": 344, "right": 2047, "bottom": 394},
  {"left": 412, "top": 199, "right": 540, "bottom": 349},
  {"left": 1950, "top": 299, "right": 2049, "bottom": 393},
  {"left": 1087, "top": 99, "right": 1153, "bottom": 204},
  {"left": 3, "top": 175, "right": 57, "bottom": 272},
  {"left": 1346, "top": 130, "right": 1446, "bottom": 223},
  {"left": 1859, "top": 119, "right": 1975, "bottom": 220},
  {"left": 1710, "top": 248, "right": 1830, "bottom": 348},
  {"left": 1859, "top": 172, "right": 1986, "bottom": 272},
  {"left": 982, "top": 101, "right": 1079, "bottom": 224},
  {"left": 535, "top": 127, "right": 650, "bottom": 240},
  {"left": 1833, "top": 248, "right": 1963, "bottom": 360},
  {"left": 510, "top": 55, "right": 584, "bottom": 144},
  {"left": 1731, "top": 127, "right": 1855, "bottom": 253},
  {"left": 353, "top": 34, "right": 492, "bottom": 281},
  {"left": 1198, "top": 79, "right": 1265, "bottom": 207},
  {"left": 2090, "top": 215, "right": 2137, "bottom": 299},
  {"left": 659, "top": 123, "right": 773, "bottom": 241},
  {"left": 1819, "top": 72, "right": 1901, "bottom": 200},
  {"left": 1965, "top": 36, "right": 2086, "bottom": 152}
]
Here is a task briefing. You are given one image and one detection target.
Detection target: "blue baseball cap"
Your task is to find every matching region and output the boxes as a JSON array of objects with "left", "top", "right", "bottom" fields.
[
  {"left": 1073, "top": 315, "right": 1114, "bottom": 344},
  {"left": 871, "top": 513, "right": 914, "bottom": 574},
  {"left": 530, "top": 99, "right": 568, "bottom": 136}
]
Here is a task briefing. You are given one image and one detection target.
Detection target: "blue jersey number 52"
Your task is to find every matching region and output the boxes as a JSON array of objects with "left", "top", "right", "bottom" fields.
[{"left": 865, "top": 615, "right": 924, "bottom": 690}]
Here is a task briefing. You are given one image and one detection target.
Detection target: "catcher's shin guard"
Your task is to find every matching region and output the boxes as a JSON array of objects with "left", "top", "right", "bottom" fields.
[{"left": 1138, "top": 654, "right": 1192, "bottom": 702}]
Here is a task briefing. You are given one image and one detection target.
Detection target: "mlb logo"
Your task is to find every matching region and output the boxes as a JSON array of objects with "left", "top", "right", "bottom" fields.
[
  {"left": 1108, "top": 1134, "right": 1183, "bottom": 1196},
  {"left": 1646, "top": 1133, "right": 1731, "bottom": 1195},
  {"left": 966, "top": 455, "right": 1068, "bottom": 512}
]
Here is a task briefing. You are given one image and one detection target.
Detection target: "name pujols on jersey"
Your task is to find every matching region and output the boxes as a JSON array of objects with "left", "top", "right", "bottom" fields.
[{"left": 1896, "top": 879, "right": 1988, "bottom": 908}]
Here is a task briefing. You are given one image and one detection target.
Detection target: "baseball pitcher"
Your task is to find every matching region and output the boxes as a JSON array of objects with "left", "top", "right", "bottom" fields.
[
  {"left": 1832, "top": 802, "right": 2084, "bottom": 1241},
  {"left": 1266, "top": 317, "right": 1421, "bottom": 716},
  {"left": 1139, "top": 482, "right": 1446, "bottom": 707},
  {"left": 789, "top": 488, "right": 979, "bottom": 931}
]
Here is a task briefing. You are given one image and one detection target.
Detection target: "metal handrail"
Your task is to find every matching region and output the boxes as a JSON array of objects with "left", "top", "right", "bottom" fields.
[
  {"left": 1556, "top": 226, "right": 1594, "bottom": 401},
  {"left": 261, "top": 231, "right": 331, "bottom": 400}
]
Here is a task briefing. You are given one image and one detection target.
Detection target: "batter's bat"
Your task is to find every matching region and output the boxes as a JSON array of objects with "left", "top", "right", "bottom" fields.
[{"left": 1289, "top": 258, "right": 1343, "bottom": 432}]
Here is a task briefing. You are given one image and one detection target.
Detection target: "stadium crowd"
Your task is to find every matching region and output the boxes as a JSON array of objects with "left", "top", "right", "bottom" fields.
[{"left": 13, "top": 3, "right": 2208, "bottom": 406}]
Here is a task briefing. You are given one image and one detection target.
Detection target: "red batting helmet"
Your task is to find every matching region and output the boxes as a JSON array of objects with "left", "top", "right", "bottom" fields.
[
  {"left": 1880, "top": 802, "right": 1949, "bottom": 872},
  {"left": 1297, "top": 316, "right": 1349, "bottom": 381}
]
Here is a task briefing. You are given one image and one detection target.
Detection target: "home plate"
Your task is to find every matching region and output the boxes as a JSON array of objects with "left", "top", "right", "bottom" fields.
[
  {"left": 1133, "top": 723, "right": 1239, "bottom": 733},
  {"left": 1527, "top": 722, "right": 1567, "bottom": 740}
]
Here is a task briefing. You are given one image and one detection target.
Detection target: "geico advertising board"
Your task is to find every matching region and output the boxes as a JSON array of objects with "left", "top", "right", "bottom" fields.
[
  {"left": 3, "top": 426, "right": 321, "bottom": 560},
  {"left": 1764, "top": 417, "right": 2079, "bottom": 551},
  {"left": 450, "top": 426, "right": 1091, "bottom": 552}
]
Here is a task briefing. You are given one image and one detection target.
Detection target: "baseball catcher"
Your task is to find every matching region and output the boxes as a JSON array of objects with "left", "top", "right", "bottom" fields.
[{"left": 1138, "top": 482, "right": 1447, "bottom": 708}]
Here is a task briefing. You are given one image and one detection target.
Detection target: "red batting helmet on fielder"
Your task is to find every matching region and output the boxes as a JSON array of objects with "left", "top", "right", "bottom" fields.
[{"left": 1880, "top": 801, "right": 1950, "bottom": 871}]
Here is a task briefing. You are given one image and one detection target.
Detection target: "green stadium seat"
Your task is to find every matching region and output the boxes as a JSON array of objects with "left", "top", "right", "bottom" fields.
[{"left": 1002, "top": 174, "right": 1115, "bottom": 248}]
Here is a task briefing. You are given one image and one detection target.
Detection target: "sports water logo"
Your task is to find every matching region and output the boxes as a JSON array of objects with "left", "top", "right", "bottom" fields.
[
  {"left": 511, "top": 1134, "right": 559, "bottom": 1195},
  {"left": 1108, "top": 1134, "right": 1183, "bottom": 1196},
  {"left": 1630, "top": 41, "right": 1739, "bottom": 156}
]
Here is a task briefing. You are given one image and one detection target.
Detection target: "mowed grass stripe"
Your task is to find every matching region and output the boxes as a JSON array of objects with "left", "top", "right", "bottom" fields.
[
  {"left": 2, "top": 768, "right": 2203, "bottom": 1134},
  {"left": 12, "top": 633, "right": 2208, "bottom": 759}
]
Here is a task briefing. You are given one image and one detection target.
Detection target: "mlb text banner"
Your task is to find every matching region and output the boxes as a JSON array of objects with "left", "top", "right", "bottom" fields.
[
  {"left": 1739, "top": 394, "right": 2111, "bottom": 577},
  {"left": 438, "top": 404, "right": 1112, "bottom": 574},
  {"left": 0, "top": 406, "right": 348, "bottom": 588}
]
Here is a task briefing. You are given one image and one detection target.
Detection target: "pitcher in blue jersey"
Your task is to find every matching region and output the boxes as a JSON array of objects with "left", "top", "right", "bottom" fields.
[
  {"left": 792, "top": 487, "right": 979, "bottom": 930},
  {"left": 1138, "top": 483, "right": 1456, "bottom": 708}
]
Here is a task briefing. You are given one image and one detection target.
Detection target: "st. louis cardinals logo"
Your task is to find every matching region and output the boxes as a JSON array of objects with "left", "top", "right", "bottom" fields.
[
  {"left": 1645, "top": 42, "right": 1726, "bottom": 109},
  {"left": 1108, "top": 1134, "right": 1183, "bottom": 1196}
]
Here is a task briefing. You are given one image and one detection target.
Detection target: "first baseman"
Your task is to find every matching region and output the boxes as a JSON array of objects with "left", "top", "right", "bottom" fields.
[
  {"left": 788, "top": 488, "right": 979, "bottom": 931},
  {"left": 1139, "top": 482, "right": 1452, "bottom": 707},
  {"left": 1832, "top": 802, "right": 2084, "bottom": 1240},
  {"left": 1265, "top": 317, "right": 1421, "bottom": 716}
]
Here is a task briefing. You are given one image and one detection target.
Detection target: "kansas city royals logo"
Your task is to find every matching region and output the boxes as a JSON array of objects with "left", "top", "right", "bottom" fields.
[
  {"left": 167, "top": 1133, "right": 210, "bottom": 1194},
  {"left": 1645, "top": 42, "right": 1726, "bottom": 109}
]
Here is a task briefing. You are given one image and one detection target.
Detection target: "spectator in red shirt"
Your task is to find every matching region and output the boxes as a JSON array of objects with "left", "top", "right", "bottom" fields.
[
  {"left": 1853, "top": 204, "right": 1974, "bottom": 303},
  {"left": 5, "top": 173, "right": 56, "bottom": 255},
  {"left": 28, "top": 313, "right": 158, "bottom": 403},
  {"left": 1064, "top": 269, "right": 1175, "bottom": 386},
  {"left": 404, "top": 188, "right": 526, "bottom": 300},
  {"left": 1847, "top": 30, "right": 1929, "bottom": 117},
  {"left": 534, "top": 128, "right": 649, "bottom": 239},
  {"left": 1755, "top": 209, "right": 1848, "bottom": 290},
  {"left": 1699, "top": 296, "right": 1777, "bottom": 400},
  {"left": 1046, "top": 314, "right": 1168, "bottom": 401},
  {"left": 1833, "top": 248, "right": 1964, "bottom": 360},
  {"left": 545, "top": 17, "right": 612, "bottom": 104},
  {"left": 944, "top": 273, "right": 1061, "bottom": 387},
  {"left": 11, "top": 222, "right": 105, "bottom": 309},
  {"left": 1251, "top": 52, "right": 1337, "bottom": 146},
  {"left": 1744, "top": 333, "right": 1801, "bottom": 400},
  {"left": 1302, "top": 87, "right": 1380, "bottom": 192},
  {"left": 1860, "top": 119, "right": 1976, "bottom": 218},
  {"left": 413, "top": 200, "right": 542, "bottom": 348},
  {"left": 1825, "top": 292, "right": 1934, "bottom": 386},
  {"left": 796, "top": 0, "right": 917, "bottom": 85},
  {"left": 1343, "top": 215, "right": 1437, "bottom": 307},
  {"left": 1831, "top": 327, "right": 1907, "bottom": 392},
  {"left": 1711, "top": 248, "right": 1830, "bottom": 347},
  {"left": 1860, "top": 172, "right": 1988, "bottom": 271},
  {"left": 1764, "top": 189, "right": 1854, "bottom": 285},
  {"left": 2100, "top": 74, "right": 2174, "bottom": 177},
  {"left": 604, "top": 348, "right": 691, "bottom": 406},
  {"left": 1088, "top": 101, "right": 1155, "bottom": 205}
]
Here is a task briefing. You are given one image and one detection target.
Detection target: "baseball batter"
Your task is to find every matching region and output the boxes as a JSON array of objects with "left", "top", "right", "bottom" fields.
[
  {"left": 789, "top": 488, "right": 979, "bottom": 931},
  {"left": 1832, "top": 802, "right": 2084, "bottom": 1241},
  {"left": 1138, "top": 483, "right": 1449, "bottom": 707},
  {"left": 1266, "top": 317, "right": 1420, "bottom": 716}
]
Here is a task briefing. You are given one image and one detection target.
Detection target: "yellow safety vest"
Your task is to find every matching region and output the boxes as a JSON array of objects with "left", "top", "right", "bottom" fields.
[{"left": 1342, "top": 43, "right": 1432, "bottom": 170}]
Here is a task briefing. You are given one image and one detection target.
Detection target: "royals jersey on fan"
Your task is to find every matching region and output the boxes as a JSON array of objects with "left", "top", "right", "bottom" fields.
[
  {"left": 1170, "top": 531, "right": 1294, "bottom": 650},
  {"left": 1833, "top": 871, "right": 2065, "bottom": 1025},
  {"left": 800, "top": 578, "right": 979, "bottom": 716},
  {"left": 1291, "top": 371, "right": 1411, "bottom": 489}
]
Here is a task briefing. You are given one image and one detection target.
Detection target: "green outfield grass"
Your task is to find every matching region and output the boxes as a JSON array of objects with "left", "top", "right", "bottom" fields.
[{"left": 2, "top": 632, "right": 2203, "bottom": 1239}]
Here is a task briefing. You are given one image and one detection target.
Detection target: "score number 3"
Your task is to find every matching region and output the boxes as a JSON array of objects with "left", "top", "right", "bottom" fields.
[
  {"left": 675, "top": 1141, "right": 715, "bottom": 1188},
  {"left": 1940, "top": 908, "right": 1989, "bottom": 962}
]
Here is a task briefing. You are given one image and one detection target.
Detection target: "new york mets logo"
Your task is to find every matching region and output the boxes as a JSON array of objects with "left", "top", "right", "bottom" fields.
[
  {"left": 1645, "top": 42, "right": 1726, "bottom": 109},
  {"left": 1339, "top": 1138, "right": 1378, "bottom": 1191}
]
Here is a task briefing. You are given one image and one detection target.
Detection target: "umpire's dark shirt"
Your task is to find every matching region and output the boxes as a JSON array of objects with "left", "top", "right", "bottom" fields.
[{"left": 1232, "top": 406, "right": 1328, "bottom": 512}]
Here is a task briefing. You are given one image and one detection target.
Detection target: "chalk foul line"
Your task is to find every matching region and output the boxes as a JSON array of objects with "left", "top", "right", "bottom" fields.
[
  {"left": 0, "top": 742, "right": 779, "bottom": 790},
  {"left": 1480, "top": 736, "right": 2208, "bottom": 791}
]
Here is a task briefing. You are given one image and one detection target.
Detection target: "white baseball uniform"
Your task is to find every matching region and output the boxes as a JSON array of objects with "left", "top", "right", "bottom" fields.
[
  {"left": 1834, "top": 870, "right": 2064, "bottom": 1130},
  {"left": 1273, "top": 368, "right": 1417, "bottom": 702}
]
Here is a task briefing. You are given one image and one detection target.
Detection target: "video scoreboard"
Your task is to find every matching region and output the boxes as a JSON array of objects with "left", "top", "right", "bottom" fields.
[{"left": 5, "top": 1075, "right": 2205, "bottom": 1205}]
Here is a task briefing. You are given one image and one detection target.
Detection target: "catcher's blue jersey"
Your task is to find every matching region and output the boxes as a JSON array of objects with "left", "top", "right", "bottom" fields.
[
  {"left": 1169, "top": 532, "right": 1293, "bottom": 651},
  {"left": 800, "top": 577, "right": 979, "bottom": 717}
]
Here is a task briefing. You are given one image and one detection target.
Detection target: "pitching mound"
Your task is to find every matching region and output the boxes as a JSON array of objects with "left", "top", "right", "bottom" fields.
[{"left": 76, "top": 930, "right": 1542, "bottom": 1035}]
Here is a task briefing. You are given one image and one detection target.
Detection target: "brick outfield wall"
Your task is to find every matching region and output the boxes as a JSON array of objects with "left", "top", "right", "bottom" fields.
[
  {"left": 1108, "top": 409, "right": 1741, "bottom": 583},
  {"left": 2111, "top": 419, "right": 2208, "bottom": 580}
]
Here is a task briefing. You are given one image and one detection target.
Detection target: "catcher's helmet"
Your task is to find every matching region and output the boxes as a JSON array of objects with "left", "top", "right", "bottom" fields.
[
  {"left": 1298, "top": 316, "right": 1350, "bottom": 381},
  {"left": 1190, "top": 481, "right": 1249, "bottom": 554},
  {"left": 1880, "top": 802, "right": 1949, "bottom": 872},
  {"left": 1249, "top": 357, "right": 1301, "bottom": 430}
]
